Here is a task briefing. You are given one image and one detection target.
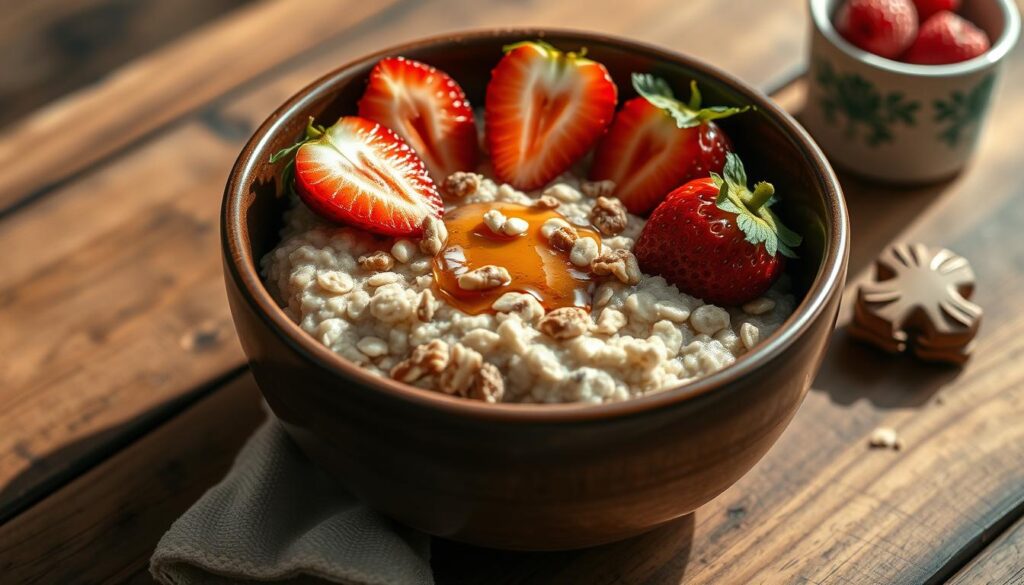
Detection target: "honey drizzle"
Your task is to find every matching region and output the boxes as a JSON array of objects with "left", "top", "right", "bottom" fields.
[{"left": 432, "top": 202, "right": 602, "bottom": 315}]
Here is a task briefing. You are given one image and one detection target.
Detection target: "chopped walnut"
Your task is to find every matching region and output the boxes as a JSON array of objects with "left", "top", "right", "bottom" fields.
[
  {"left": 540, "top": 217, "right": 573, "bottom": 239},
  {"left": 438, "top": 343, "right": 482, "bottom": 396},
  {"left": 532, "top": 195, "right": 561, "bottom": 210},
  {"left": 418, "top": 216, "right": 448, "bottom": 256},
  {"left": 458, "top": 265, "right": 511, "bottom": 291},
  {"left": 591, "top": 249, "right": 641, "bottom": 285},
  {"left": 548, "top": 226, "right": 578, "bottom": 253},
  {"left": 390, "top": 340, "right": 449, "bottom": 383},
  {"left": 468, "top": 362, "right": 505, "bottom": 403},
  {"left": 357, "top": 251, "right": 394, "bottom": 272},
  {"left": 538, "top": 307, "right": 590, "bottom": 340},
  {"left": 442, "top": 171, "right": 482, "bottom": 199},
  {"left": 416, "top": 289, "right": 436, "bottom": 322},
  {"left": 589, "top": 196, "right": 628, "bottom": 236},
  {"left": 581, "top": 179, "right": 616, "bottom": 198}
]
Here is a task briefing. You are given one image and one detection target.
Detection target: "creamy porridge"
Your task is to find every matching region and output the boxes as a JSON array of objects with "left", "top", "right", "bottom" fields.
[{"left": 262, "top": 172, "right": 795, "bottom": 404}]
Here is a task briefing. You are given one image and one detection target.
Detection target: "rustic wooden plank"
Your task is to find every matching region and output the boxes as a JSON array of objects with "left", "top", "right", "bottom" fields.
[
  {"left": 949, "top": 515, "right": 1024, "bottom": 585},
  {"left": 0, "top": 372, "right": 264, "bottom": 585},
  {"left": 0, "top": 0, "right": 403, "bottom": 215},
  {"left": 0, "top": 0, "right": 246, "bottom": 129},
  {"left": 0, "top": 0, "right": 808, "bottom": 522}
]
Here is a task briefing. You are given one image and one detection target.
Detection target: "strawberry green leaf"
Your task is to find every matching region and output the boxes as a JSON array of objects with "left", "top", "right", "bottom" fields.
[
  {"left": 713, "top": 153, "right": 800, "bottom": 259},
  {"left": 269, "top": 116, "right": 326, "bottom": 197},
  {"left": 631, "top": 74, "right": 751, "bottom": 129}
]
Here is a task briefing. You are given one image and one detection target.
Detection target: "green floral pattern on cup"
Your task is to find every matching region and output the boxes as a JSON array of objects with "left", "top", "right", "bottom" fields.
[
  {"left": 815, "top": 60, "right": 920, "bottom": 147},
  {"left": 934, "top": 74, "right": 995, "bottom": 148}
]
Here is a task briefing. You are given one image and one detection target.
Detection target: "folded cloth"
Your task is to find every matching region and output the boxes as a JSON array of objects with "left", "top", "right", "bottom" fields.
[{"left": 150, "top": 417, "right": 433, "bottom": 585}]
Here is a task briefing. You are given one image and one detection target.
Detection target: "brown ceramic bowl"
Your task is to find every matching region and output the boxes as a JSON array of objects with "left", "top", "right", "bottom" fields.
[{"left": 223, "top": 29, "right": 849, "bottom": 550}]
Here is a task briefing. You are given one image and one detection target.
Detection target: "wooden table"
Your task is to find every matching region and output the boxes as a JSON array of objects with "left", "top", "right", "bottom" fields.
[{"left": 1, "top": 0, "right": 1022, "bottom": 582}]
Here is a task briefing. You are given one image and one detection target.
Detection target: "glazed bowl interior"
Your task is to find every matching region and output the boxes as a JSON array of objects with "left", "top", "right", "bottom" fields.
[{"left": 226, "top": 29, "right": 848, "bottom": 419}]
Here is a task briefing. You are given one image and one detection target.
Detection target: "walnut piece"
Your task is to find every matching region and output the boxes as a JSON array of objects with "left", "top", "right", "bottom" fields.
[
  {"left": 549, "top": 226, "right": 578, "bottom": 253},
  {"left": 357, "top": 251, "right": 394, "bottom": 272},
  {"left": 532, "top": 195, "right": 561, "bottom": 210},
  {"left": 390, "top": 340, "right": 449, "bottom": 383},
  {"left": 468, "top": 362, "right": 505, "bottom": 403},
  {"left": 438, "top": 343, "right": 482, "bottom": 396},
  {"left": 418, "top": 216, "right": 448, "bottom": 256},
  {"left": 538, "top": 307, "right": 590, "bottom": 340},
  {"left": 581, "top": 179, "right": 616, "bottom": 198},
  {"left": 589, "top": 196, "right": 628, "bottom": 236},
  {"left": 416, "top": 289, "right": 436, "bottom": 322},
  {"left": 442, "top": 171, "right": 482, "bottom": 199},
  {"left": 457, "top": 265, "right": 512, "bottom": 291},
  {"left": 591, "top": 248, "right": 641, "bottom": 285}
]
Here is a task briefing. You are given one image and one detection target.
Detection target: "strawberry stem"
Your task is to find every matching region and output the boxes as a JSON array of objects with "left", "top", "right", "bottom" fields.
[{"left": 746, "top": 181, "right": 775, "bottom": 212}]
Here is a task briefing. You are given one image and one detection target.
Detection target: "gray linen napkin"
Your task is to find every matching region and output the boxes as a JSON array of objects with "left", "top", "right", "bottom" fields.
[{"left": 150, "top": 417, "right": 433, "bottom": 585}]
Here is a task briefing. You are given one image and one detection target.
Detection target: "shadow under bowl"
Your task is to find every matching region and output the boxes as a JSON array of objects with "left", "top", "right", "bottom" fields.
[{"left": 222, "top": 28, "right": 850, "bottom": 550}]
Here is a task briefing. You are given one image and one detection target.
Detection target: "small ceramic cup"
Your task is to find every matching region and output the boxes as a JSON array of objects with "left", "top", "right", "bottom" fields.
[{"left": 804, "top": 0, "right": 1020, "bottom": 183}]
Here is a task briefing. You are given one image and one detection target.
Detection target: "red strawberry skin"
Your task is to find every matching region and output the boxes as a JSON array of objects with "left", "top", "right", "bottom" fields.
[
  {"left": 485, "top": 42, "right": 617, "bottom": 191},
  {"left": 358, "top": 57, "right": 478, "bottom": 182},
  {"left": 903, "top": 11, "right": 991, "bottom": 64},
  {"left": 911, "top": 0, "right": 959, "bottom": 21},
  {"left": 590, "top": 97, "right": 732, "bottom": 216},
  {"left": 835, "top": 0, "right": 919, "bottom": 59},
  {"left": 294, "top": 116, "right": 443, "bottom": 237},
  {"left": 634, "top": 178, "right": 784, "bottom": 306}
]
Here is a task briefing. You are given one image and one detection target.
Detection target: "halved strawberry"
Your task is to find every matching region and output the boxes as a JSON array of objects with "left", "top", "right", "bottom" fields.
[
  {"left": 485, "top": 41, "right": 617, "bottom": 191},
  {"left": 277, "top": 116, "right": 443, "bottom": 237},
  {"left": 590, "top": 74, "right": 748, "bottom": 216},
  {"left": 358, "top": 57, "right": 478, "bottom": 182}
]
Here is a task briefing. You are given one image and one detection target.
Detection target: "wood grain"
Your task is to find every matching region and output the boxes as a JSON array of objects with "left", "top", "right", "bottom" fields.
[
  {"left": 0, "top": 372, "right": 263, "bottom": 584},
  {"left": 2, "top": 0, "right": 1023, "bottom": 582},
  {"left": 0, "top": 0, "right": 245, "bottom": 129},
  {"left": 0, "top": 0, "right": 808, "bottom": 522},
  {"left": 0, "top": 0, "right": 402, "bottom": 214},
  {"left": 950, "top": 516, "right": 1024, "bottom": 585}
]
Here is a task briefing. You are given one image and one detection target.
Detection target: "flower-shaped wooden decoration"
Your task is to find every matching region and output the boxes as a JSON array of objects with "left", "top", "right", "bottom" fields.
[{"left": 850, "top": 243, "right": 981, "bottom": 365}]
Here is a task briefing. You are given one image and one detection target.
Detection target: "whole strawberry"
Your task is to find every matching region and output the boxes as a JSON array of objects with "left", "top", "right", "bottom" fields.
[
  {"left": 903, "top": 11, "right": 991, "bottom": 64},
  {"left": 835, "top": 0, "right": 918, "bottom": 59},
  {"left": 634, "top": 153, "right": 801, "bottom": 306},
  {"left": 911, "top": 0, "right": 959, "bottom": 21}
]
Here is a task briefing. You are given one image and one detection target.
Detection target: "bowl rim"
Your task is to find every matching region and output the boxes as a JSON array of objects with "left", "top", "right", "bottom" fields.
[
  {"left": 809, "top": 0, "right": 1021, "bottom": 77},
  {"left": 223, "top": 27, "right": 850, "bottom": 424}
]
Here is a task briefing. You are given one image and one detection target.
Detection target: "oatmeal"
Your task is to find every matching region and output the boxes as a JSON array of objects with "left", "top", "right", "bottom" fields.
[{"left": 262, "top": 173, "right": 795, "bottom": 404}]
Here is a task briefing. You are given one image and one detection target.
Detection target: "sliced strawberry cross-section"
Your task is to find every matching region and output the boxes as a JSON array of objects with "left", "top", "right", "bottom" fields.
[
  {"left": 358, "top": 57, "right": 478, "bottom": 183},
  {"left": 485, "top": 41, "right": 617, "bottom": 191},
  {"left": 289, "top": 116, "right": 443, "bottom": 237},
  {"left": 590, "top": 74, "right": 748, "bottom": 216}
]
